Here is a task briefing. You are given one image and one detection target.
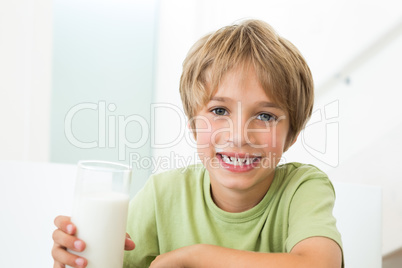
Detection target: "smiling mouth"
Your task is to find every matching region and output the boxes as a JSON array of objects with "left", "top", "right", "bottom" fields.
[{"left": 216, "top": 153, "right": 261, "bottom": 166}]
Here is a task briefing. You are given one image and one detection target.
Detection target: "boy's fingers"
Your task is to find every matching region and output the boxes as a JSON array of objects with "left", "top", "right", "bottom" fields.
[
  {"left": 125, "top": 233, "right": 135, "bottom": 251},
  {"left": 52, "top": 229, "right": 86, "bottom": 252},
  {"left": 52, "top": 244, "right": 87, "bottom": 268},
  {"left": 54, "top": 215, "right": 75, "bottom": 235},
  {"left": 124, "top": 238, "right": 135, "bottom": 251}
]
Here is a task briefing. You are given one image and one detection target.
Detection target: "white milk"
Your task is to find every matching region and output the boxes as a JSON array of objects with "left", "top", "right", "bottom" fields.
[{"left": 69, "top": 191, "right": 129, "bottom": 268}]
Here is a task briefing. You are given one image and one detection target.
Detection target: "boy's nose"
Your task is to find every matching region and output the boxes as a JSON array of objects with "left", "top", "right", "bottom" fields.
[{"left": 226, "top": 117, "right": 255, "bottom": 147}]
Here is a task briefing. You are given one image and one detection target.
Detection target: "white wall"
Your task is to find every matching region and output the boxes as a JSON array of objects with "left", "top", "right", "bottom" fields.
[
  {"left": 0, "top": 0, "right": 158, "bottom": 195},
  {"left": 50, "top": 0, "right": 158, "bottom": 195},
  {"left": 0, "top": 0, "right": 52, "bottom": 161}
]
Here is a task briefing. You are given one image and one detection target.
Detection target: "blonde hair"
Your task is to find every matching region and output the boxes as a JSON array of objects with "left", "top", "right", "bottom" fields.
[{"left": 179, "top": 19, "right": 314, "bottom": 149}]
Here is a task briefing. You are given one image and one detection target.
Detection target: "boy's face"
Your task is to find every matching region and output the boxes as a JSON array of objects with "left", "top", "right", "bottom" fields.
[{"left": 193, "top": 65, "right": 289, "bottom": 196}]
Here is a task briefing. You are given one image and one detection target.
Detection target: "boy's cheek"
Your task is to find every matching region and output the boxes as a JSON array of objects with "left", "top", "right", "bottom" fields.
[
  {"left": 197, "top": 152, "right": 220, "bottom": 168},
  {"left": 193, "top": 115, "right": 211, "bottom": 130},
  {"left": 196, "top": 133, "right": 210, "bottom": 148}
]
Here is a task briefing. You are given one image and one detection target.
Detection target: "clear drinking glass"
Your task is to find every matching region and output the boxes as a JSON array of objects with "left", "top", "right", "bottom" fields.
[{"left": 68, "top": 160, "right": 132, "bottom": 268}]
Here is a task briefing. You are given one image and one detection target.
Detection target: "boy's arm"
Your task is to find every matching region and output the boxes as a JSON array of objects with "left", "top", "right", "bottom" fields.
[{"left": 150, "top": 236, "right": 342, "bottom": 268}]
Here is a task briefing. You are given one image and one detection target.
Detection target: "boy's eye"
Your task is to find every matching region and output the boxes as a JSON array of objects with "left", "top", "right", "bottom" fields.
[
  {"left": 257, "top": 113, "right": 276, "bottom": 122},
  {"left": 212, "top": 108, "right": 228, "bottom": 116}
]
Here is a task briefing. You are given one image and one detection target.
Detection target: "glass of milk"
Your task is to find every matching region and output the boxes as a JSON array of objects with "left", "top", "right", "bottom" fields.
[{"left": 68, "top": 160, "right": 132, "bottom": 268}]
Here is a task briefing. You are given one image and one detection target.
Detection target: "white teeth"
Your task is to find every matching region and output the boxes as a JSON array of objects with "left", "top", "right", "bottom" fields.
[
  {"left": 220, "top": 154, "right": 258, "bottom": 166},
  {"left": 245, "top": 158, "right": 251, "bottom": 165},
  {"left": 222, "top": 155, "right": 231, "bottom": 164}
]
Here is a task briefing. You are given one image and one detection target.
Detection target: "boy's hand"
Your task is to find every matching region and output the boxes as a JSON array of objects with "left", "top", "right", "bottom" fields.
[
  {"left": 124, "top": 232, "right": 136, "bottom": 250},
  {"left": 51, "top": 215, "right": 135, "bottom": 268},
  {"left": 52, "top": 215, "right": 87, "bottom": 268}
]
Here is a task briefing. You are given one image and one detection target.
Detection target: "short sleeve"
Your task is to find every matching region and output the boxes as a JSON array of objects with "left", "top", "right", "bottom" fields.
[
  {"left": 123, "top": 177, "right": 159, "bottom": 268},
  {"left": 285, "top": 177, "right": 343, "bottom": 253}
]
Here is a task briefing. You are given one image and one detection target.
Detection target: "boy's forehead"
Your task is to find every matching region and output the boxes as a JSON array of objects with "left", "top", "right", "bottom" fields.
[
  {"left": 204, "top": 62, "right": 256, "bottom": 94},
  {"left": 199, "top": 61, "right": 288, "bottom": 111}
]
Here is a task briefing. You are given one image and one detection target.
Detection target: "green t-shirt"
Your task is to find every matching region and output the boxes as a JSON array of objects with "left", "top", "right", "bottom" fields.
[{"left": 124, "top": 162, "right": 343, "bottom": 267}]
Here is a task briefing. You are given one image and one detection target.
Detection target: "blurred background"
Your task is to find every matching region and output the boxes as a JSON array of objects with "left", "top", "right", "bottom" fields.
[{"left": 1, "top": 0, "right": 401, "bottom": 266}]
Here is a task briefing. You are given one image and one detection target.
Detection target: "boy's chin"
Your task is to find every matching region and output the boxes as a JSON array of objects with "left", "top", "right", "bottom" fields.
[{"left": 209, "top": 171, "right": 273, "bottom": 193}]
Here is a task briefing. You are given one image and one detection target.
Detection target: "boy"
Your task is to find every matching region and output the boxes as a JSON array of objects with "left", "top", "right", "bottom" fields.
[{"left": 52, "top": 19, "right": 343, "bottom": 267}]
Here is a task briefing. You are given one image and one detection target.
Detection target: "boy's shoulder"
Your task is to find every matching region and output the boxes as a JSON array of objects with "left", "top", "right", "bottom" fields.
[
  {"left": 275, "top": 162, "right": 330, "bottom": 188},
  {"left": 276, "top": 162, "right": 328, "bottom": 178},
  {"left": 274, "top": 162, "right": 333, "bottom": 196}
]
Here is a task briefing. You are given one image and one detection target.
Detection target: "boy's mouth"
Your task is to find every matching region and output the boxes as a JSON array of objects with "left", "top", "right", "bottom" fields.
[{"left": 216, "top": 153, "right": 261, "bottom": 167}]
